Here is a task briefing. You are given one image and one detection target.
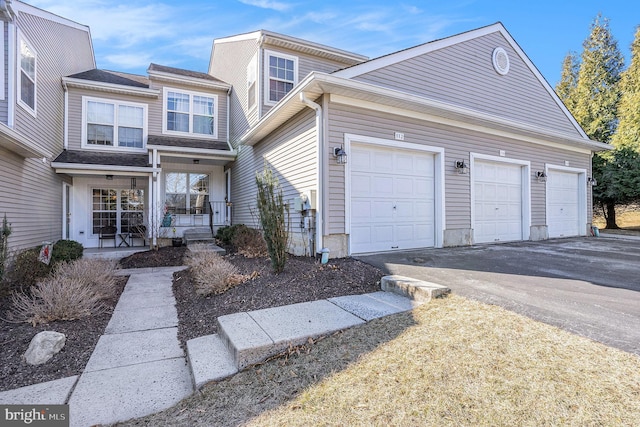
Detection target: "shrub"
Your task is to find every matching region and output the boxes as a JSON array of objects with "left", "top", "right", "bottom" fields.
[
  {"left": 215, "top": 224, "right": 245, "bottom": 246},
  {"left": 232, "top": 226, "right": 267, "bottom": 258},
  {"left": 0, "top": 213, "right": 11, "bottom": 282},
  {"left": 8, "top": 247, "right": 52, "bottom": 291},
  {"left": 51, "top": 240, "right": 83, "bottom": 264},
  {"left": 255, "top": 166, "right": 289, "bottom": 273},
  {"left": 186, "top": 249, "right": 242, "bottom": 296},
  {"left": 8, "top": 257, "right": 118, "bottom": 325}
]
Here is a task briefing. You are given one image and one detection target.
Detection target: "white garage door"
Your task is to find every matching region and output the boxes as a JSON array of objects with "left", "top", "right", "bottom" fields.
[
  {"left": 547, "top": 170, "right": 580, "bottom": 237},
  {"left": 474, "top": 160, "right": 523, "bottom": 243},
  {"left": 350, "top": 144, "right": 435, "bottom": 253}
]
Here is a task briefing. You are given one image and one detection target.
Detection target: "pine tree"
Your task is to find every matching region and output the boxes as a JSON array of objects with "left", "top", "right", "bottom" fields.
[
  {"left": 572, "top": 14, "right": 624, "bottom": 144},
  {"left": 611, "top": 26, "right": 640, "bottom": 151},
  {"left": 556, "top": 52, "right": 579, "bottom": 111}
]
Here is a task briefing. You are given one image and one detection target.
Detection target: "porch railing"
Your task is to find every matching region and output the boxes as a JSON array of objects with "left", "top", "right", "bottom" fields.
[{"left": 209, "top": 200, "right": 230, "bottom": 234}]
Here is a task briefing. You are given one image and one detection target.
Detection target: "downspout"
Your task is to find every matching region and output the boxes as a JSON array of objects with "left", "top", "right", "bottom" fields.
[{"left": 299, "top": 92, "right": 323, "bottom": 254}]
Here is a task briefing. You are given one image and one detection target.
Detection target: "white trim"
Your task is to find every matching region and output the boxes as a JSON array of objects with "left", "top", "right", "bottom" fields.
[
  {"left": 0, "top": 22, "right": 5, "bottom": 101},
  {"left": 13, "top": 1, "right": 91, "bottom": 32},
  {"left": 333, "top": 23, "right": 588, "bottom": 139},
  {"left": 147, "top": 70, "right": 230, "bottom": 91},
  {"left": 344, "top": 134, "right": 445, "bottom": 254},
  {"left": 81, "top": 95, "right": 148, "bottom": 152},
  {"left": 62, "top": 76, "right": 159, "bottom": 98},
  {"left": 7, "top": 21, "right": 15, "bottom": 127},
  {"left": 162, "top": 87, "right": 219, "bottom": 139},
  {"left": 63, "top": 84, "right": 69, "bottom": 149},
  {"left": 51, "top": 164, "right": 157, "bottom": 174},
  {"left": 62, "top": 182, "right": 71, "bottom": 240},
  {"left": 263, "top": 49, "right": 298, "bottom": 106},
  {"left": 213, "top": 30, "right": 262, "bottom": 45},
  {"left": 545, "top": 164, "right": 588, "bottom": 237},
  {"left": 329, "top": 93, "right": 597, "bottom": 155},
  {"left": 470, "top": 152, "right": 531, "bottom": 243},
  {"left": 225, "top": 168, "right": 232, "bottom": 225},
  {"left": 16, "top": 30, "right": 36, "bottom": 117}
]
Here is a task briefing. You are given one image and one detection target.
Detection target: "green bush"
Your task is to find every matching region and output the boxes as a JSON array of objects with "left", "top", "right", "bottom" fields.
[
  {"left": 8, "top": 248, "right": 52, "bottom": 291},
  {"left": 215, "top": 224, "right": 246, "bottom": 246},
  {"left": 51, "top": 240, "right": 83, "bottom": 264}
]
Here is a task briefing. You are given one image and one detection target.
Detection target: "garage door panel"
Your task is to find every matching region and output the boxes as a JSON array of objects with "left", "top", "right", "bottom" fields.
[
  {"left": 474, "top": 160, "right": 523, "bottom": 243},
  {"left": 547, "top": 170, "right": 581, "bottom": 237},
  {"left": 350, "top": 143, "right": 436, "bottom": 253}
]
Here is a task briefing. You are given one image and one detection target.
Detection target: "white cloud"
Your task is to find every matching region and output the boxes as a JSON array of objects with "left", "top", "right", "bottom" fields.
[
  {"left": 238, "top": 0, "right": 291, "bottom": 12},
  {"left": 103, "top": 53, "right": 153, "bottom": 70}
]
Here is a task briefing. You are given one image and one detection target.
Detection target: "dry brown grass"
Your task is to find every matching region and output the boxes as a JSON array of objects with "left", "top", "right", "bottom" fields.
[
  {"left": 117, "top": 295, "right": 640, "bottom": 427},
  {"left": 186, "top": 248, "right": 247, "bottom": 296},
  {"left": 52, "top": 258, "right": 119, "bottom": 300},
  {"left": 593, "top": 205, "right": 640, "bottom": 230}
]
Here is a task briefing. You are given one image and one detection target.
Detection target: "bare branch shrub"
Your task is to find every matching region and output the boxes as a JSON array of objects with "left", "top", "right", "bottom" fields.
[
  {"left": 186, "top": 249, "right": 246, "bottom": 296},
  {"left": 232, "top": 226, "right": 267, "bottom": 258},
  {"left": 52, "top": 258, "right": 119, "bottom": 300}
]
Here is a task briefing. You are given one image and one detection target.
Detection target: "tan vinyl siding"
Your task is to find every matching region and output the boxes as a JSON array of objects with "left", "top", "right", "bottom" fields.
[
  {"left": 148, "top": 79, "right": 228, "bottom": 142},
  {"left": 210, "top": 39, "right": 260, "bottom": 145},
  {"left": 353, "top": 32, "right": 581, "bottom": 137},
  {"left": 0, "top": 146, "right": 64, "bottom": 251},
  {"left": 326, "top": 102, "right": 592, "bottom": 234},
  {"left": 230, "top": 109, "right": 317, "bottom": 230},
  {"left": 14, "top": 11, "right": 94, "bottom": 156}
]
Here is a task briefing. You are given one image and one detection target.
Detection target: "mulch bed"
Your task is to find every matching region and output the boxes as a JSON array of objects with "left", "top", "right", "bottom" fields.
[
  {"left": 173, "top": 253, "right": 384, "bottom": 347},
  {"left": 0, "top": 246, "right": 383, "bottom": 392}
]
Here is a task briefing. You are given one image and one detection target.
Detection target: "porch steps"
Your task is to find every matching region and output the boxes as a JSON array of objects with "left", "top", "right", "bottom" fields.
[{"left": 183, "top": 228, "right": 217, "bottom": 246}]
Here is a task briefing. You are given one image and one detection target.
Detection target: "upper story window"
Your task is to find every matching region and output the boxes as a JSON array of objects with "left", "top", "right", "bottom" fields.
[
  {"left": 163, "top": 87, "right": 218, "bottom": 138},
  {"left": 18, "top": 34, "right": 37, "bottom": 114},
  {"left": 82, "top": 96, "right": 147, "bottom": 150},
  {"left": 264, "top": 50, "right": 298, "bottom": 104},
  {"left": 247, "top": 53, "right": 257, "bottom": 111}
]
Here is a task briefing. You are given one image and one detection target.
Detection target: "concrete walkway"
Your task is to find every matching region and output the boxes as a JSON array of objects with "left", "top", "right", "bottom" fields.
[{"left": 0, "top": 267, "right": 449, "bottom": 427}]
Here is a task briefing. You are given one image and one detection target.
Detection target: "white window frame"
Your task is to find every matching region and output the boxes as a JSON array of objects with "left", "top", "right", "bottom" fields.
[
  {"left": 162, "top": 87, "right": 218, "bottom": 139},
  {"left": 17, "top": 31, "right": 37, "bottom": 116},
  {"left": 263, "top": 49, "right": 298, "bottom": 106},
  {"left": 81, "top": 96, "right": 148, "bottom": 152},
  {"left": 247, "top": 53, "right": 257, "bottom": 112}
]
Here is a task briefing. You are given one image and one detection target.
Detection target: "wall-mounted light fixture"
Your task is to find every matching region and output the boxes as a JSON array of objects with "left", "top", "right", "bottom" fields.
[
  {"left": 106, "top": 175, "right": 114, "bottom": 180},
  {"left": 333, "top": 146, "right": 347, "bottom": 164},
  {"left": 536, "top": 171, "right": 547, "bottom": 183},
  {"left": 193, "top": 159, "right": 200, "bottom": 164},
  {"left": 454, "top": 160, "right": 469, "bottom": 174},
  {"left": 587, "top": 177, "right": 597, "bottom": 186}
]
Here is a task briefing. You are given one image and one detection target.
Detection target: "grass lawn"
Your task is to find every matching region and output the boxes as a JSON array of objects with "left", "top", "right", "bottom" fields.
[{"left": 118, "top": 295, "right": 640, "bottom": 426}]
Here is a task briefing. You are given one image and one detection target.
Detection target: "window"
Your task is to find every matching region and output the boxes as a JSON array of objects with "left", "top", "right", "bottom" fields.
[
  {"left": 92, "top": 189, "right": 144, "bottom": 234},
  {"left": 265, "top": 50, "right": 297, "bottom": 104},
  {"left": 83, "top": 97, "right": 147, "bottom": 149},
  {"left": 165, "top": 172, "right": 210, "bottom": 214},
  {"left": 18, "top": 34, "right": 37, "bottom": 113},
  {"left": 163, "top": 88, "right": 217, "bottom": 138}
]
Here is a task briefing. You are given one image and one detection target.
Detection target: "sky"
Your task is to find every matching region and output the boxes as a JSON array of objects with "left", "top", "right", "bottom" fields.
[{"left": 26, "top": 0, "right": 640, "bottom": 87}]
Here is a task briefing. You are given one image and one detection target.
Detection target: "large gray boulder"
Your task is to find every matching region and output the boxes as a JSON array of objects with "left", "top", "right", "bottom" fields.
[{"left": 24, "top": 331, "right": 66, "bottom": 365}]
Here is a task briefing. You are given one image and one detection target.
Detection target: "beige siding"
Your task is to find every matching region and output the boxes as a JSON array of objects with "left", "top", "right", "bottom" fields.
[
  {"left": 148, "top": 79, "right": 228, "bottom": 142},
  {"left": 326, "top": 102, "right": 592, "bottom": 234},
  {"left": 230, "top": 109, "right": 317, "bottom": 232},
  {"left": 0, "top": 146, "right": 64, "bottom": 251},
  {"left": 353, "top": 32, "right": 581, "bottom": 137},
  {"left": 14, "top": 11, "right": 94, "bottom": 156},
  {"left": 210, "top": 39, "right": 260, "bottom": 146}
]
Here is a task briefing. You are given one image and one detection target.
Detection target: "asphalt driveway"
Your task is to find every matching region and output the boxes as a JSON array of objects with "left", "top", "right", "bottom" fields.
[{"left": 356, "top": 236, "right": 640, "bottom": 356}]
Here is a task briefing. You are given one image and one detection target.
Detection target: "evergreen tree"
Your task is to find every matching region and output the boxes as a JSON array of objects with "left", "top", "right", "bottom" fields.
[
  {"left": 611, "top": 26, "right": 640, "bottom": 151},
  {"left": 572, "top": 14, "right": 624, "bottom": 144},
  {"left": 556, "top": 52, "right": 579, "bottom": 111}
]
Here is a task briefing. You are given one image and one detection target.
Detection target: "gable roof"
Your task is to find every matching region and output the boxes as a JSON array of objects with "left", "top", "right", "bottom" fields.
[
  {"left": 213, "top": 30, "right": 368, "bottom": 66},
  {"left": 147, "top": 63, "right": 230, "bottom": 91},
  {"left": 333, "top": 22, "right": 588, "bottom": 139},
  {"left": 147, "top": 63, "right": 227, "bottom": 84}
]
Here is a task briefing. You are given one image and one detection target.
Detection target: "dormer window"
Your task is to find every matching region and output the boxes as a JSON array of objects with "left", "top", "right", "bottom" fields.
[
  {"left": 264, "top": 50, "right": 297, "bottom": 104},
  {"left": 163, "top": 88, "right": 218, "bottom": 138},
  {"left": 18, "top": 33, "right": 37, "bottom": 114}
]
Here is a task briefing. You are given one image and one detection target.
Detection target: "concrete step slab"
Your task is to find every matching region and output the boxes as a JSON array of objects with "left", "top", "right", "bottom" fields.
[
  {"left": 0, "top": 376, "right": 78, "bottom": 405},
  {"left": 381, "top": 275, "right": 451, "bottom": 302},
  {"left": 328, "top": 291, "right": 417, "bottom": 321},
  {"left": 68, "top": 358, "right": 192, "bottom": 427},
  {"left": 217, "top": 312, "right": 274, "bottom": 370},
  {"left": 187, "top": 334, "right": 238, "bottom": 389},
  {"left": 105, "top": 304, "right": 178, "bottom": 334},
  {"left": 85, "top": 327, "right": 183, "bottom": 372}
]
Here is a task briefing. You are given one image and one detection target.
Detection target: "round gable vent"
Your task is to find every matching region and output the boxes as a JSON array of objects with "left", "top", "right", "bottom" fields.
[{"left": 492, "top": 47, "right": 510, "bottom": 75}]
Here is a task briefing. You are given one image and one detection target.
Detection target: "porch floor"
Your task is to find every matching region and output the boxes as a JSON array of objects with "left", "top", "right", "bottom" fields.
[{"left": 84, "top": 246, "right": 150, "bottom": 261}]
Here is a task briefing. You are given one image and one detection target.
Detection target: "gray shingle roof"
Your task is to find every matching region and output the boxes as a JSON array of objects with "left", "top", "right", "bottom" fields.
[
  {"left": 53, "top": 150, "right": 151, "bottom": 168},
  {"left": 66, "top": 69, "right": 150, "bottom": 88},
  {"left": 148, "top": 63, "right": 228, "bottom": 85},
  {"left": 147, "top": 135, "right": 230, "bottom": 151}
]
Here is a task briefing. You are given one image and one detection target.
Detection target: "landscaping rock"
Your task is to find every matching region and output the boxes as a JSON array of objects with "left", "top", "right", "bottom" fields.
[{"left": 24, "top": 331, "right": 66, "bottom": 366}]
